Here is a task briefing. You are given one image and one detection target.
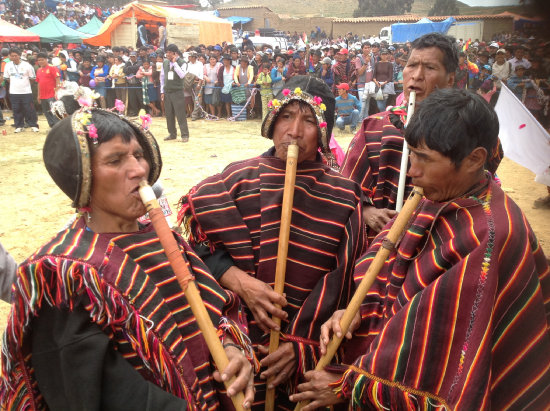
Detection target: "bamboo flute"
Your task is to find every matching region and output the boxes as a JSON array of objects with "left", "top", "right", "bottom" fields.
[
  {"left": 294, "top": 187, "right": 424, "bottom": 411},
  {"left": 265, "top": 141, "right": 299, "bottom": 411},
  {"left": 139, "top": 181, "right": 246, "bottom": 411}
]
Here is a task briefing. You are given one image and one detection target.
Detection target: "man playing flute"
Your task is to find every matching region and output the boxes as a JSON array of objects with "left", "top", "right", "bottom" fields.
[
  {"left": 0, "top": 109, "right": 256, "bottom": 410},
  {"left": 340, "top": 33, "right": 502, "bottom": 244},
  {"left": 178, "top": 76, "right": 365, "bottom": 408},
  {"left": 291, "top": 89, "right": 550, "bottom": 410}
]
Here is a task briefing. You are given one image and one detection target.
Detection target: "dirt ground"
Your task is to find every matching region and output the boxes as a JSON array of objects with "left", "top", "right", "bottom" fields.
[{"left": 0, "top": 114, "right": 549, "bottom": 327}]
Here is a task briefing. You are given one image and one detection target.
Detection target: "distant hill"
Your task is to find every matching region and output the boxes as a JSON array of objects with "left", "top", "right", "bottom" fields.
[{"left": 220, "top": 0, "right": 531, "bottom": 18}]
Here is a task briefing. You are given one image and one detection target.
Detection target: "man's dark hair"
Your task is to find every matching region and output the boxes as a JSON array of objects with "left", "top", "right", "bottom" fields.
[
  {"left": 37, "top": 52, "right": 48, "bottom": 59},
  {"left": 405, "top": 88, "right": 499, "bottom": 167},
  {"left": 165, "top": 44, "right": 179, "bottom": 54},
  {"left": 112, "top": 46, "right": 121, "bottom": 53},
  {"left": 411, "top": 32, "right": 458, "bottom": 74},
  {"left": 9, "top": 47, "right": 21, "bottom": 56}
]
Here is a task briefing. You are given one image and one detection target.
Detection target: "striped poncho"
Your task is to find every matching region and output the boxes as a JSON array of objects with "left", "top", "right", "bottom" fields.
[
  {"left": 340, "top": 111, "right": 503, "bottom": 244},
  {"left": 336, "top": 178, "right": 550, "bottom": 409},
  {"left": 340, "top": 111, "right": 414, "bottom": 243},
  {"left": 179, "top": 149, "right": 365, "bottom": 407},
  {"left": 0, "top": 218, "right": 254, "bottom": 410}
]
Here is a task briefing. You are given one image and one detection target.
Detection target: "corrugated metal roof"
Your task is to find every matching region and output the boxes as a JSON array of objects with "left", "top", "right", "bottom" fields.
[
  {"left": 218, "top": 5, "right": 273, "bottom": 12},
  {"left": 333, "top": 13, "right": 514, "bottom": 23}
]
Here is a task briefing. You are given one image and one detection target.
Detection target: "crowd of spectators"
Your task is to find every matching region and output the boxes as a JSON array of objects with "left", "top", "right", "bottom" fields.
[
  {"left": 0, "top": 0, "right": 119, "bottom": 29},
  {"left": 0, "top": 20, "right": 548, "bottom": 131}
]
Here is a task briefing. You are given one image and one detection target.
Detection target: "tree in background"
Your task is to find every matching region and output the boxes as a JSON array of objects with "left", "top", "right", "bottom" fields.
[
  {"left": 353, "top": 0, "right": 414, "bottom": 18},
  {"left": 429, "top": 0, "right": 459, "bottom": 16}
]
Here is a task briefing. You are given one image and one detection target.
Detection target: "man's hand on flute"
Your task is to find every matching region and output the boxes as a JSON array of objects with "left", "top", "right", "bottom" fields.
[
  {"left": 289, "top": 370, "right": 343, "bottom": 410},
  {"left": 220, "top": 265, "right": 288, "bottom": 333},
  {"left": 213, "top": 339, "right": 255, "bottom": 408},
  {"left": 319, "top": 309, "right": 361, "bottom": 355},
  {"left": 258, "top": 342, "right": 296, "bottom": 388}
]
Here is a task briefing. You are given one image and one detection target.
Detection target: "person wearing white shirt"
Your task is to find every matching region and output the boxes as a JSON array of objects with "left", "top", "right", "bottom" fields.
[
  {"left": 185, "top": 50, "right": 204, "bottom": 120},
  {"left": 3, "top": 48, "right": 39, "bottom": 133},
  {"left": 508, "top": 46, "right": 532, "bottom": 71}
]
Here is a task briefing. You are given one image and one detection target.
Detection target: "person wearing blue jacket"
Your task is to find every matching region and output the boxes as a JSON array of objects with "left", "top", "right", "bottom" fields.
[
  {"left": 271, "top": 58, "right": 287, "bottom": 96},
  {"left": 89, "top": 56, "right": 110, "bottom": 108}
]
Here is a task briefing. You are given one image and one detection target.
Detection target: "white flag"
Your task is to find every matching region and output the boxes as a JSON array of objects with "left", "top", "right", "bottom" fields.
[{"left": 494, "top": 84, "right": 550, "bottom": 185}]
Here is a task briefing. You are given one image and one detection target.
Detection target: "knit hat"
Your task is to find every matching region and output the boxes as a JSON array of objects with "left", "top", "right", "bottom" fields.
[
  {"left": 43, "top": 108, "right": 162, "bottom": 209},
  {"left": 261, "top": 75, "right": 335, "bottom": 159}
]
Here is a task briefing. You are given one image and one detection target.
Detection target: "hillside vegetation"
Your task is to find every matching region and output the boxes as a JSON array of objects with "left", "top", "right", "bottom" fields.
[{"left": 221, "top": 0, "right": 531, "bottom": 19}]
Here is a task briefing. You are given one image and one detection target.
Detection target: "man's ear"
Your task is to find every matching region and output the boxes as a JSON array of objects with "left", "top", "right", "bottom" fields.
[
  {"left": 446, "top": 71, "right": 455, "bottom": 88},
  {"left": 464, "top": 147, "right": 487, "bottom": 173}
]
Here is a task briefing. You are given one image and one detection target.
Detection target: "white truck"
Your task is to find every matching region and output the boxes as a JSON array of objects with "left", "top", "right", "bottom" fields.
[{"left": 379, "top": 17, "right": 483, "bottom": 44}]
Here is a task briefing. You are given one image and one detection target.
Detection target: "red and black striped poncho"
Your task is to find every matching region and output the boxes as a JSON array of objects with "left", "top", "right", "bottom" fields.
[
  {"left": 340, "top": 111, "right": 503, "bottom": 245},
  {"left": 340, "top": 112, "right": 414, "bottom": 243},
  {"left": 0, "top": 218, "right": 254, "bottom": 410},
  {"left": 179, "top": 149, "right": 365, "bottom": 406},
  {"left": 336, "top": 178, "right": 550, "bottom": 409}
]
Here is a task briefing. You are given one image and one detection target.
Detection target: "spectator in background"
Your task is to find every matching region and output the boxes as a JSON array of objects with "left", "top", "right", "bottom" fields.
[
  {"left": 335, "top": 82, "right": 361, "bottom": 133},
  {"left": 136, "top": 59, "right": 160, "bottom": 116},
  {"left": 218, "top": 54, "right": 235, "bottom": 119},
  {"left": 186, "top": 50, "right": 204, "bottom": 121},
  {"left": 492, "top": 48, "right": 512, "bottom": 90},
  {"left": 373, "top": 48, "right": 394, "bottom": 112},
  {"left": 157, "top": 22, "right": 166, "bottom": 50},
  {"left": 124, "top": 51, "right": 143, "bottom": 116},
  {"left": 287, "top": 54, "right": 306, "bottom": 79},
  {"left": 508, "top": 46, "right": 531, "bottom": 71},
  {"left": 35, "top": 52, "right": 60, "bottom": 128},
  {"left": 137, "top": 20, "right": 149, "bottom": 47},
  {"left": 308, "top": 49, "right": 323, "bottom": 77},
  {"left": 203, "top": 55, "right": 222, "bottom": 118},
  {"left": 320, "top": 56, "right": 333, "bottom": 90},
  {"left": 271, "top": 57, "right": 287, "bottom": 96},
  {"left": 255, "top": 62, "right": 272, "bottom": 120},
  {"left": 109, "top": 55, "right": 127, "bottom": 112},
  {"left": 90, "top": 56, "right": 109, "bottom": 108},
  {"left": 233, "top": 55, "right": 254, "bottom": 117},
  {"left": 4, "top": 47, "right": 39, "bottom": 133},
  {"left": 332, "top": 48, "right": 356, "bottom": 95},
  {"left": 78, "top": 57, "right": 93, "bottom": 87},
  {"left": 355, "top": 42, "right": 375, "bottom": 120},
  {"left": 65, "top": 15, "right": 78, "bottom": 30},
  {"left": 507, "top": 64, "right": 532, "bottom": 100},
  {"left": 161, "top": 43, "right": 190, "bottom": 142},
  {"left": 455, "top": 52, "right": 469, "bottom": 89}
]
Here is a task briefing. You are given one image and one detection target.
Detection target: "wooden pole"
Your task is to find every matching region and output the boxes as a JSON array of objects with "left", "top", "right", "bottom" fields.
[
  {"left": 265, "top": 142, "right": 299, "bottom": 411},
  {"left": 139, "top": 181, "right": 246, "bottom": 411},
  {"left": 396, "top": 91, "right": 416, "bottom": 212},
  {"left": 294, "top": 187, "right": 424, "bottom": 410}
]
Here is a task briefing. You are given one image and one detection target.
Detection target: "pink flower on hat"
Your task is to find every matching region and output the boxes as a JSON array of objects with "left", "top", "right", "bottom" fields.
[
  {"left": 319, "top": 121, "right": 327, "bottom": 128},
  {"left": 282, "top": 89, "right": 291, "bottom": 96},
  {"left": 114, "top": 99, "right": 125, "bottom": 113},
  {"left": 313, "top": 96, "right": 323, "bottom": 105},
  {"left": 140, "top": 114, "right": 152, "bottom": 130},
  {"left": 88, "top": 123, "right": 98, "bottom": 144}
]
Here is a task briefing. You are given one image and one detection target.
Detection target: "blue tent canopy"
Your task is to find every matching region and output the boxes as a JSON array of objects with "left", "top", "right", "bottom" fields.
[
  {"left": 225, "top": 16, "right": 252, "bottom": 25},
  {"left": 391, "top": 16, "right": 456, "bottom": 43}
]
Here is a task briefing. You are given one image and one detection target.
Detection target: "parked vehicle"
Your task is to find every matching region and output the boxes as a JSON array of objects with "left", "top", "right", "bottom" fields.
[{"left": 234, "top": 35, "right": 289, "bottom": 50}]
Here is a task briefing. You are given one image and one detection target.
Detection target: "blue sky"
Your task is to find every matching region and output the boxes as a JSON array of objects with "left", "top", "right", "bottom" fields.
[{"left": 460, "top": 0, "right": 521, "bottom": 5}]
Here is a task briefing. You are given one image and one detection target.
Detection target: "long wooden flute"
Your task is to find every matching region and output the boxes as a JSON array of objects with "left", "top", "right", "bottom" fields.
[
  {"left": 265, "top": 141, "right": 299, "bottom": 411},
  {"left": 139, "top": 181, "right": 246, "bottom": 411},
  {"left": 396, "top": 90, "right": 417, "bottom": 212},
  {"left": 294, "top": 187, "right": 424, "bottom": 411}
]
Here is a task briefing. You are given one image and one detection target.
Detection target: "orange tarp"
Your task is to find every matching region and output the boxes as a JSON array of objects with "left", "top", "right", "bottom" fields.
[{"left": 84, "top": 2, "right": 232, "bottom": 47}]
